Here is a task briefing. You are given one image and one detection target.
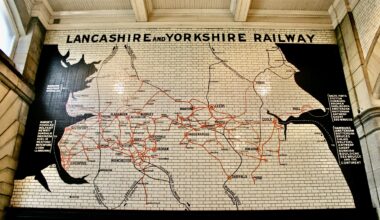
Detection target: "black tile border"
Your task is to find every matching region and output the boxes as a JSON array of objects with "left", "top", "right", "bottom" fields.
[{"left": 5, "top": 208, "right": 378, "bottom": 220}]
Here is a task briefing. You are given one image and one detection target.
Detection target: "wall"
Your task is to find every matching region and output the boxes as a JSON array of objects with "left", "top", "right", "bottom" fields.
[
  {"left": 0, "top": 17, "right": 44, "bottom": 219},
  {"left": 8, "top": 27, "right": 373, "bottom": 215},
  {"left": 352, "top": 0, "right": 380, "bottom": 96},
  {"left": 330, "top": 0, "right": 380, "bottom": 215},
  {"left": 0, "top": 0, "right": 377, "bottom": 219},
  {"left": 0, "top": 51, "right": 33, "bottom": 218},
  {"left": 352, "top": 0, "right": 380, "bottom": 59}
]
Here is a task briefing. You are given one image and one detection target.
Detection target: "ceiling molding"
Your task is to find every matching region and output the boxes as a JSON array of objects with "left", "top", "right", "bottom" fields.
[
  {"left": 328, "top": 6, "right": 338, "bottom": 29},
  {"left": 329, "top": 0, "right": 348, "bottom": 28},
  {"left": 52, "top": 10, "right": 135, "bottom": 24},
  {"left": 248, "top": 9, "right": 332, "bottom": 28},
  {"left": 40, "top": 0, "right": 53, "bottom": 14},
  {"left": 30, "top": 0, "right": 52, "bottom": 28},
  {"left": 47, "top": 0, "right": 132, "bottom": 11},
  {"left": 250, "top": 0, "right": 334, "bottom": 11},
  {"left": 46, "top": 21, "right": 333, "bottom": 30},
  {"left": 53, "top": 10, "right": 134, "bottom": 16},
  {"left": 249, "top": 9, "right": 330, "bottom": 16}
]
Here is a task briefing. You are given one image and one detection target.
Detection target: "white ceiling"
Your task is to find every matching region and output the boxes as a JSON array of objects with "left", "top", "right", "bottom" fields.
[
  {"left": 28, "top": 0, "right": 338, "bottom": 30},
  {"left": 47, "top": 0, "right": 334, "bottom": 11}
]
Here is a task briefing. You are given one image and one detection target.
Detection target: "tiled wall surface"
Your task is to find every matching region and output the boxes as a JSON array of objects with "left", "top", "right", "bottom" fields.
[
  {"left": 353, "top": 0, "right": 380, "bottom": 58},
  {"left": 10, "top": 28, "right": 358, "bottom": 210}
]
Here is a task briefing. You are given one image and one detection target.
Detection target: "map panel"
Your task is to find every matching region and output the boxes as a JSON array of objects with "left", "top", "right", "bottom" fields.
[{"left": 11, "top": 29, "right": 372, "bottom": 210}]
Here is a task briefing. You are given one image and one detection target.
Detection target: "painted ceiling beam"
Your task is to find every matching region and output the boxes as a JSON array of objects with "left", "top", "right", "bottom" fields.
[
  {"left": 130, "top": 0, "right": 148, "bottom": 22},
  {"left": 232, "top": 0, "right": 251, "bottom": 22}
]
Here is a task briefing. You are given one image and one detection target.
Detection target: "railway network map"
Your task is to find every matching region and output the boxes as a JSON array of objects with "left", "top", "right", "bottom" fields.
[{"left": 11, "top": 30, "right": 371, "bottom": 211}]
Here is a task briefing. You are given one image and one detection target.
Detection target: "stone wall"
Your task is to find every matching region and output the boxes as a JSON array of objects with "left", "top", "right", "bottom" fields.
[
  {"left": 0, "top": 51, "right": 34, "bottom": 218},
  {"left": 14, "top": 18, "right": 46, "bottom": 85},
  {"left": 0, "top": 17, "right": 45, "bottom": 219},
  {"left": 331, "top": 0, "right": 380, "bottom": 216}
]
